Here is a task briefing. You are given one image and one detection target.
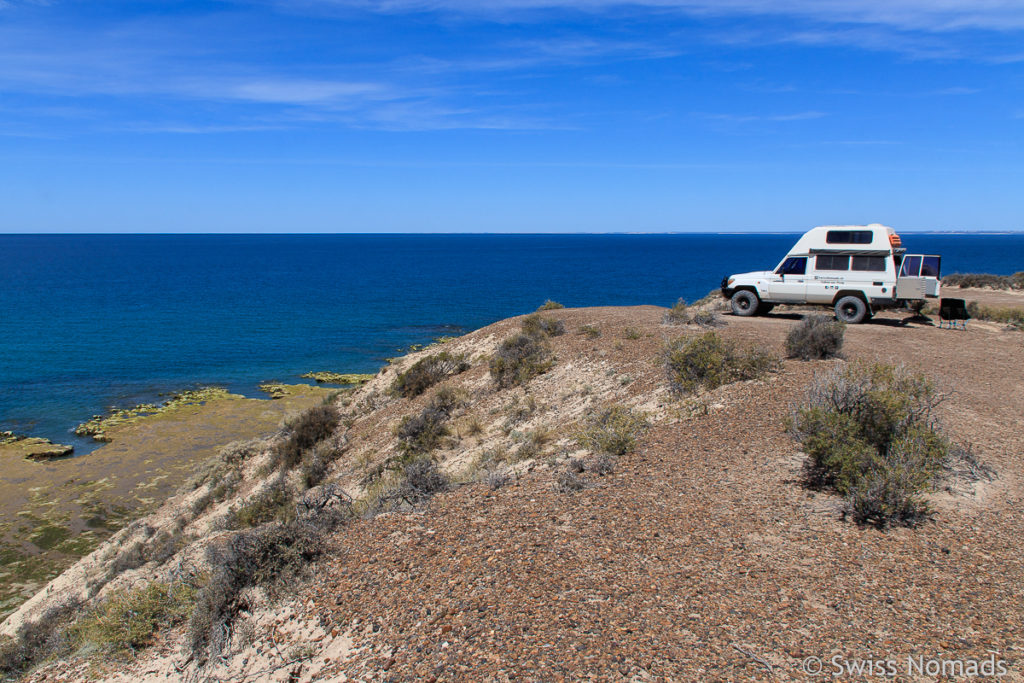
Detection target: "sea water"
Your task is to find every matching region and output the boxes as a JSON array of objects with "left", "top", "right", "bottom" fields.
[{"left": 1, "top": 233, "right": 1021, "bottom": 450}]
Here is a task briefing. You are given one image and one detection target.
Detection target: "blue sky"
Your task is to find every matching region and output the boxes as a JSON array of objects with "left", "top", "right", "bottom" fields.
[{"left": 1, "top": 1, "right": 1022, "bottom": 232}]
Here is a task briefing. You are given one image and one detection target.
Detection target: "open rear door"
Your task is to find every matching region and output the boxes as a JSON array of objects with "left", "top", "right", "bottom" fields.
[{"left": 897, "top": 254, "right": 941, "bottom": 298}]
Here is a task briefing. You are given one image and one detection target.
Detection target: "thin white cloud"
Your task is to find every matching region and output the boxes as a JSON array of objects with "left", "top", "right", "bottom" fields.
[
  {"left": 307, "top": 0, "right": 1024, "bottom": 32},
  {"left": 218, "top": 79, "right": 391, "bottom": 105},
  {"left": 703, "top": 110, "right": 827, "bottom": 123}
]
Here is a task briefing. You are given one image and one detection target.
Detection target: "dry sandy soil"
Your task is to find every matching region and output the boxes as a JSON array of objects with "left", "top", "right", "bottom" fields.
[{"left": 8, "top": 295, "right": 1024, "bottom": 682}]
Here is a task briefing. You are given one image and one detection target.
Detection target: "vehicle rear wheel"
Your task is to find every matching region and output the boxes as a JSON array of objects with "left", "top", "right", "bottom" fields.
[
  {"left": 835, "top": 295, "right": 869, "bottom": 324},
  {"left": 730, "top": 290, "right": 760, "bottom": 317},
  {"left": 756, "top": 302, "right": 775, "bottom": 315}
]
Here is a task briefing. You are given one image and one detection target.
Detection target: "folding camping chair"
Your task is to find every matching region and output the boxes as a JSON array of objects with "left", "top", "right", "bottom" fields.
[{"left": 938, "top": 298, "right": 969, "bottom": 330}]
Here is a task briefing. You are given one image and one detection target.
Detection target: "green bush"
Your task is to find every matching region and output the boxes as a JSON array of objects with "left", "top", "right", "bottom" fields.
[
  {"left": 577, "top": 324, "right": 601, "bottom": 339},
  {"left": 74, "top": 580, "right": 197, "bottom": 657},
  {"left": 785, "top": 315, "right": 846, "bottom": 360},
  {"left": 538, "top": 300, "right": 565, "bottom": 310},
  {"left": 522, "top": 313, "right": 565, "bottom": 338},
  {"left": 390, "top": 352, "right": 470, "bottom": 398},
  {"left": 490, "top": 333, "right": 553, "bottom": 387},
  {"left": 663, "top": 298, "right": 689, "bottom": 324},
  {"left": 664, "top": 332, "right": 779, "bottom": 395},
  {"left": 791, "top": 362, "right": 952, "bottom": 526},
  {"left": 272, "top": 404, "right": 340, "bottom": 471},
  {"left": 575, "top": 405, "right": 648, "bottom": 456}
]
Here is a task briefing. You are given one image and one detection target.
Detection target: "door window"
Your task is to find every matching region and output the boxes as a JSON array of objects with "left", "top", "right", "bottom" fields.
[
  {"left": 777, "top": 257, "right": 807, "bottom": 275},
  {"left": 900, "top": 255, "right": 922, "bottom": 277},
  {"left": 920, "top": 256, "right": 941, "bottom": 278}
]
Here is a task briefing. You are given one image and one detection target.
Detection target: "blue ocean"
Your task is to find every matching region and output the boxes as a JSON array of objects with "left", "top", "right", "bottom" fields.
[{"left": 1, "top": 233, "right": 1021, "bottom": 452}]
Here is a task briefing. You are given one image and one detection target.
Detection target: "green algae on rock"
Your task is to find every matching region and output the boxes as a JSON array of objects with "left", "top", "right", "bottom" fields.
[
  {"left": 299, "top": 372, "right": 374, "bottom": 385},
  {"left": 0, "top": 433, "right": 74, "bottom": 461},
  {"left": 74, "top": 388, "right": 238, "bottom": 441},
  {"left": 259, "top": 383, "right": 328, "bottom": 399}
]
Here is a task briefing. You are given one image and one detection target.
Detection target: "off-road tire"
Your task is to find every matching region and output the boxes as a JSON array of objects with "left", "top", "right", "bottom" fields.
[
  {"left": 835, "top": 295, "right": 869, "bottom": 324},
  {"left": 730, "top": 290, "right": 760, "bottom": 317}
]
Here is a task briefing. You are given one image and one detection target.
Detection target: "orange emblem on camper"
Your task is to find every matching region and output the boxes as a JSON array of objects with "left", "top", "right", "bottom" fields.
[{"left": 889, "top": 233, "right": 902, "bottom": 248}]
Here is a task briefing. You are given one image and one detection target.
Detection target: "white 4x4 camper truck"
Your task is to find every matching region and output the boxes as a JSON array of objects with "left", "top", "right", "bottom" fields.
[{"left": 720, "top": 224, "right": 941, "bottom": 324}]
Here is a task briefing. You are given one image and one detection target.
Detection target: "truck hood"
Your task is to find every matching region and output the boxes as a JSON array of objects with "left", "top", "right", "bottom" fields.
[{"left": 728, "top": 270, "right": 775, "bottom": 283}]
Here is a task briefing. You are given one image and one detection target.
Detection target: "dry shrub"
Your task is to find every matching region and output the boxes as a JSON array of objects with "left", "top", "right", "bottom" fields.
[
  {"left": 577, "top": 324, "right": 601, "bottom": 339},
  {"left": 575, "top": 405, "right": 648, "bottom": 456},
  {"left": 943, "top": 272, "right": 1024, "bottom": 290},
  {"left": 391, "top": 352, "right": 470, "bottom": 398},
  {"left": 482, "top": 466, "right": 512, "bottom": 490},
  {"left": 691, "top": 309, "right": 723, "bottom": 328},
  {"left": 966, "top": 302, "right": 1024, "bottom": 330},
  {"left": 299, "top": 436, "right": 346, "bottom": 489},
  {"left": 74, "top": 580, "right": 197, "bottom": 657},
  {"left": 663, "top": 298, "right": 690, "bottom": 324},
  {"left": 272, "top": 404, "right": 340, "bottom": 471},
  {"left": 589, "top": 453, "right": 616, "bottom": 476},
  {"left": 503, "top": 394, "right": 538, "bottom": 429},
  {"left": 664, "top": 332, "right": 779, "bottom": 395},
  {"left": 187, "top": 513, "right": 341, "bottom": 662},
  {"left": 429, "top": 386, "right": 468, "bottom": 416},
  {"left": 490, "top": 333, "right": 553, "bottom": 387},
  {"left": 396, "top": 408, "right": 449, "bottom": 456},
  {"left": 785, "top": 315, "right": 846, "bottom": 360},
  {"left": 0, "top": 599, "right": 82, "bottom": 678},
  {"left": 555, "top": 468, "right": 586, "bottom": 493},
  {"left": 391, "top": 457, "right": 450, "bottom": 505},
  {"left": 227, "top": 480, "right": 293, "bottom": 529},
  {"left": 538, "top": 300, "right": 565, "bottom": 310},
  {"left": 511, "top": 427, "right": 551, "bottom": 461}
]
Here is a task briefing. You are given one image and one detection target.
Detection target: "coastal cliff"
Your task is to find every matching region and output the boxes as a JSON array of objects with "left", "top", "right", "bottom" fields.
[{"left": 2, "top": 298, "right": 1022, "bottom": 682}]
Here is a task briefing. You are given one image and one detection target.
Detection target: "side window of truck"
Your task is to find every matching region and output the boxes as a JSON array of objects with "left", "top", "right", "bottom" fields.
[
  {"left": 920, "top": 256, "right": 941, "bottom": 278},
  {"left": 826, "top": 230, "right": 873, "bottom": 244},
  {"left": 851, "top": 256, "right": 886, "bottom": 271},
  {"left": 777, "top": 257, "right": 807, "bottom": 275},
  {"left": 816, "top": 255, "right": 849, "bottom": 270}
]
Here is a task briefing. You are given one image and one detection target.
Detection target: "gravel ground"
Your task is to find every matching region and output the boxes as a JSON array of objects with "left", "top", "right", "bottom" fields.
[
  {"left": 18, "top": 301, "right": 1024, "bottom": 682},
  {"left": 300, "top": 305, "right": 1024, "bottom": 682}
]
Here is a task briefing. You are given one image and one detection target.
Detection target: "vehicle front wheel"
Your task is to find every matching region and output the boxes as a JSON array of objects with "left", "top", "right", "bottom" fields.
[
  {"left": 835, "top": 295, "right": 869, "bottom": 324},
  {"left": 730, "top": 290, "right": 760, "bottom": 317}
]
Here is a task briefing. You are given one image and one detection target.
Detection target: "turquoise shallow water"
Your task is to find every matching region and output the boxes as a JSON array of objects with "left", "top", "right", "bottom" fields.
[{"left": 1, "top": 233, "right": 1021, "bottom": 450}]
